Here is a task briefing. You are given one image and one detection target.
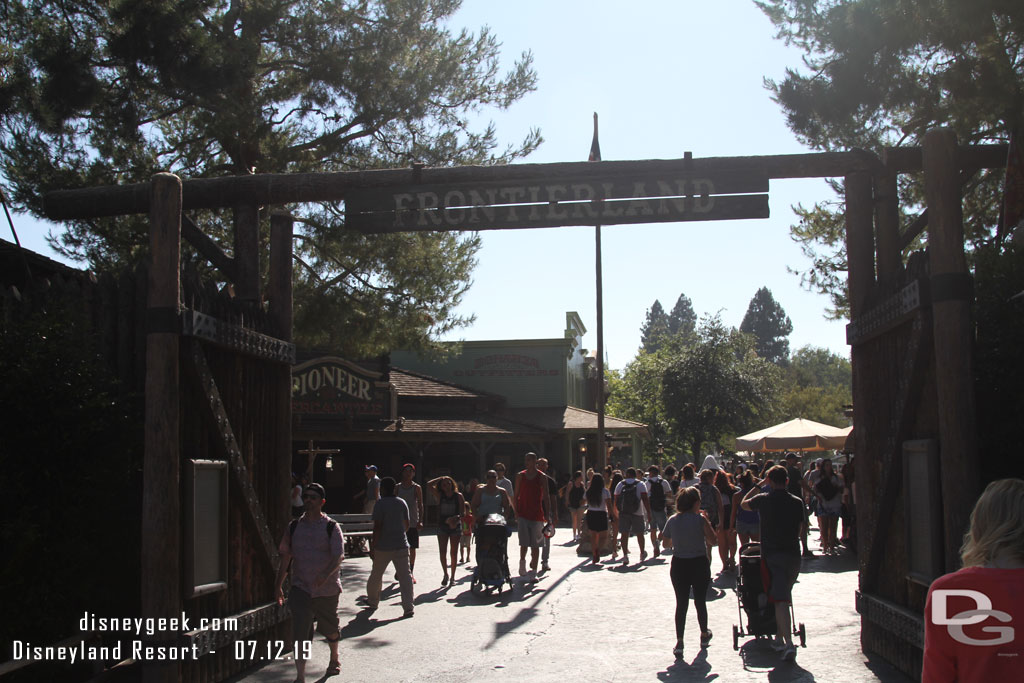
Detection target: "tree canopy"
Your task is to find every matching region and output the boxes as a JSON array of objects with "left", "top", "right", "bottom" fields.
[
  {"left": 739, "top": 286, "right": 793, "bottom": 364},
  {"left": 0, "top": 0, "right": 541, "bottom": 355},
  {"left": 757, "top": 0, "right": 1024, "bottom": 317},
  {"left": 661, "top": 316, "right": 781, "bottom": 460}
]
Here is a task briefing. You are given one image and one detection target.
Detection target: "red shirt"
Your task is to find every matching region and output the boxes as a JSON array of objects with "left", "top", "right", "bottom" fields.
[
  {"left": 923, "top": 566, "right": 1024, "bottom": 682},
  {"left": 515, "top": 470, "right": 545, "bottom": 522}
]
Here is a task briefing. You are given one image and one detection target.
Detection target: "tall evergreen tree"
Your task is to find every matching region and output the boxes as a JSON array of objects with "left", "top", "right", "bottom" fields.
[
  {"left": 0, "top": 0, "right": 541, "bottom": 356},
  {"left": 739, "top": 287, "right": 793, "bottom": 364},
  {"left": 757, "top": 0, "right": 1024, "bottom": 317},
  {"left": 667, "top": 293, "right": 697, "bottom": 337},
  {"left": 640, "top": 299, "right": 671, "bottom": 353}
]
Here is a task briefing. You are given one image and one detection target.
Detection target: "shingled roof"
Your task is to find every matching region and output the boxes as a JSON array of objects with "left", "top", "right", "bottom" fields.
[
  {"left": 389, "top": 367, "right": 500, "bottom": 400},
  {"left": 500, "top": 406, "right": 650, "bottom": 438}
]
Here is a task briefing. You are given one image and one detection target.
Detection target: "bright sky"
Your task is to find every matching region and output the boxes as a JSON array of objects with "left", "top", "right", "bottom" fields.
[{"left": 8, "top": 0, "right": 851, "bottom": 371}]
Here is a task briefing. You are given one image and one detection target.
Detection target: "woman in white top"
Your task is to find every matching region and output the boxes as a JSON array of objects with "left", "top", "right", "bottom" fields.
[{"left": 584, "top": 473, "right": 613, "bottom": 565}]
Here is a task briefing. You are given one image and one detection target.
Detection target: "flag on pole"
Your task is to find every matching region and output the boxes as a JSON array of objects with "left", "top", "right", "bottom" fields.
[{"left": 588, "top": 112, "right": 601, "bottom": 162}]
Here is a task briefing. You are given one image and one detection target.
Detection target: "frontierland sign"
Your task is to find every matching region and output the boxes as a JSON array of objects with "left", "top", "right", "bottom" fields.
[{"left": 346, "top": 169, "right": 769, "bottom": 233}]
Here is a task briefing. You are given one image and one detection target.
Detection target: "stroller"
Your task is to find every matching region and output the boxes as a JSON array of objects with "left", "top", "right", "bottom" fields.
[
  {"left": 732, "top": 542, "right": 806, "bottom": 650},
  {"left": 470, "top": 513, "right": 514, "bottom": 596}
]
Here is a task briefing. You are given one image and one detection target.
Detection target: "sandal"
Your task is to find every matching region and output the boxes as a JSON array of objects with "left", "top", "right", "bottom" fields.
[{"left": 326, "top": 660, "right": 341, "bottom": 676}]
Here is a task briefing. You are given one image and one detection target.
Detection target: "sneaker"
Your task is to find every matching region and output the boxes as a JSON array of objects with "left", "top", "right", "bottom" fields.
[
  {"left": 519, "top": 559, "right": 527, "bottom": 576},
  {"left": 653, "top": 548, "right": 660, "bottom": 558},
  {"left": 802, "top": 549, "right": 815, "bottom": 558},
  {"left": 640, "top": 550, "right": 648, "bottom": 562},
  {"left": 672, "top": 644, "right": 684, "bottom": 657},
  {"left": 782, "top": 645, "right": 797, "bottom": 661},
  {"left": 402, "top": 610, "right": 414, "bottom": 619},
  {"left": 700, "top": 630, "right": 713, "bottom": 647},
  {"left": 540, "top": 563, "right": 551, "bottom": 573}
]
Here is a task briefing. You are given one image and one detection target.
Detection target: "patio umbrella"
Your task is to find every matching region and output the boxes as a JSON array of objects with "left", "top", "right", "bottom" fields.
[{"left": 735, "top": 418, "right": 851, "bottom": 452}]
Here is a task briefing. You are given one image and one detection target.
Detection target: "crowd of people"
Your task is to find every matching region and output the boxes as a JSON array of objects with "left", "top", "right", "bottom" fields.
[{"left": 275, "top": 449, "right": 861, "bottom": 679}]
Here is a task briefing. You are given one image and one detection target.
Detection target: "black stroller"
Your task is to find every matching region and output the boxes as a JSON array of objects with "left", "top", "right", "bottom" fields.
[
  {"left": 470, "top": 513, "right": 514, "bottom": 596},
  {"left": 732, "top": 542, "right": 806, "bottom": 650}
]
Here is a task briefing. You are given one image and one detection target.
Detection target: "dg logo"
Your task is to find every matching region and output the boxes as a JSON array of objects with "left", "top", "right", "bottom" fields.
[{"left": 932, "top": 589, "right": 1015, "bottom": 646}]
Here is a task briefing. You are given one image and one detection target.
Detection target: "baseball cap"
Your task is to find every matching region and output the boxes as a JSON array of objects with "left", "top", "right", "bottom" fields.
[
  {"left": 402, "top": 463, "right": 415, "bottom": 471},
  {"left": 365, "top": 465, "right": 378, "bottom": 471},
  {"left": 304, "top": 483, "right": 326, "bottom": 498}
]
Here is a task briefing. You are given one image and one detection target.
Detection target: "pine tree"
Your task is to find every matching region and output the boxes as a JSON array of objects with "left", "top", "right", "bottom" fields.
[
  {"left": 0, "top": 0, "right": 540, "bottom": 356},
  {"left": 757, "top": 0, "right": 1024, "bottom": 317},
  {"left": 640, "top": 299, "right": 671, "bottom": 353},
  {"left": 739, "top": 287, "right": 793, "bottom": 364},
  {"left": 667, "top": 293, "right": 697, "bottom": 337}
]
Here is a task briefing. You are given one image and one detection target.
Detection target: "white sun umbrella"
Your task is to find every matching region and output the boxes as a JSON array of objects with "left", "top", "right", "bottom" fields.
[{"left": 735, "top": 418, "right": 851, "bottom": 452}]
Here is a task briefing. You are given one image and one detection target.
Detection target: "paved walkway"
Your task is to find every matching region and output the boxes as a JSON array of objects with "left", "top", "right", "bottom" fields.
[{"left": 233, "top": 528, "right": 913, "bottom": 683}]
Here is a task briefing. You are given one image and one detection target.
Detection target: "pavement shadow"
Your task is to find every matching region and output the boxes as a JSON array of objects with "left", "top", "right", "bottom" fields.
[
  {"left": 797, "top": 550, "right": 859, "bottom": 575},
  {"left": 482, "top": 558, "right": 592, "bottom": 649},
  {"left": 337, "top": 608, "right": 402, "bottom": 645},
  {"left": 656, "top": 649, "right": 718, "bottom": 682}
]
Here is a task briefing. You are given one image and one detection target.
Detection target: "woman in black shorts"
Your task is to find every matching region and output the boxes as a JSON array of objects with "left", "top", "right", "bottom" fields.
[
  {"left": 715, "top": 470, "right": 738, "bottom": 571},
  {"left": 584, "top": 473, "right": 613, "bottom": 565},
  {"left": 428, "top": 476, "right": 464, "bottom": 586}
]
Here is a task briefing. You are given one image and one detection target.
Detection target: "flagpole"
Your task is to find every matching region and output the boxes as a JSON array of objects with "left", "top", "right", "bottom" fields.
[{"left": 589, "top": 113, "right": 607, "bottom": 472}]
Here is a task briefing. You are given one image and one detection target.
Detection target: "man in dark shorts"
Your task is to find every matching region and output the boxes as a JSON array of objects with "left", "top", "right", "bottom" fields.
[
  {"left": 784, "top": 452, "right": 816, "bottom": 557},
  {"left": 275, "top": 483, "right": 344, "bottom": 682},
  {"left": 741, "top": 465, "right": 805, "bottom": 662},
  {"left": 536, "top": 457, "right": 560, "bottom": 573}
]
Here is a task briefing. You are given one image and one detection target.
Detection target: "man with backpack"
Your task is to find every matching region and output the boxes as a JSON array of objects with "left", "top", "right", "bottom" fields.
[
  {"left": 614, "top": 467, "right": 653, "bottom": 565},
  {"left": 646, "top": 465, "right": 673, "bottom": 558},
  {"left": 275, "top": 482, "right": 344, "bottom": 682}
]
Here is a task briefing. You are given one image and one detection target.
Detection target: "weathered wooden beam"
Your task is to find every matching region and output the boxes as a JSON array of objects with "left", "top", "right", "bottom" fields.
[
  {"left": 187, "top": 339, "right": 281, "bottom": 572},
  {"left": 43, "top": 150, "right": 883, "bottom": 220},
  {"left": 233, "top": 203, "right": 260, "bottom": 301},
  {"left": 923, "top": 128, "right": 980, "bottom": 573},
  {"left": 142, "top": 173, "right": 182, "bottom": 683},
  {"left": 874, "top": 169, "right": 901, "bottom": 287},
  {"left": 845, "top": 171, "right": 875, "bottom": 318},
  {"left": 181, "top": 214, "right": 237, "bottom": 282},
  {"left": 268, "top": 212, "right": 294, "bottom": 343}
]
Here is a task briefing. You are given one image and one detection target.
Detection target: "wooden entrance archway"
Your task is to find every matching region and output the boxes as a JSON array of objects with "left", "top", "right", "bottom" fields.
[{"left": 44, "top": 133, "right": 1008, "bottom": 680}]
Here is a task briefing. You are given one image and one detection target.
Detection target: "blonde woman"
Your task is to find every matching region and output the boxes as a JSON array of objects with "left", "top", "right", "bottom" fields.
[{"left": 923, "top": 479, "right": 1024, "bottom": 682}]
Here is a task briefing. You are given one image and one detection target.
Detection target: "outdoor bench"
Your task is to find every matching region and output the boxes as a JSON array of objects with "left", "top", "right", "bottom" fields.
[{"left": 329, "top": 513, "right": 374, "bottom": 556}]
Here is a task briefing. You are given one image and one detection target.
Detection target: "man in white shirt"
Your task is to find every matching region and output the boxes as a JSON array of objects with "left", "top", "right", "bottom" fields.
[{"left": 613, "top": 467, "right": 654, "bottom": 565}]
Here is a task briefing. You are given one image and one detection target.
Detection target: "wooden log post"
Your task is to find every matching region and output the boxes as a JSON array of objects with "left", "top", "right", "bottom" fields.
[
  {"left": 268, "top": 212, "right": 294, "bottom": 343},
  {"left": 875, "top": 157, "right": 902, "bottom": 289},
  {"left": 233, "top": 202, "right": 260, "bottom": 301},
  {"left": 923, "top": 128, "right": 980, "bottom": 573},
  {"left": 143, "top": 173, "right": 182, "bottom": 683},
  {"left": 269, "top": 211, "right": 294, "bottom": 541},
  {"left": 844, "top": 171, "right": 875, "bottom": 584}
]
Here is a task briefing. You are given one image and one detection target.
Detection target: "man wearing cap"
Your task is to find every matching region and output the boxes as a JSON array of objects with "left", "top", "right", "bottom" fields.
[
  {"left": 275, "top": 483, "right": 344, "bottom": 681},
  {"left": 514, "top": 452, "right": 550, "bottom": 579},
  {"left": 395, "top": 463, "right": 423, "bottom": 582},
  {"left": 360, "top": 465, "right": 381, "bottom": 515}
]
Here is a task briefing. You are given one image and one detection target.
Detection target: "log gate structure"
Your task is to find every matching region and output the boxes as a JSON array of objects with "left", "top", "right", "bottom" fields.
[{"left": 41, "top": 129, "right": 1007, "bottom": 680}]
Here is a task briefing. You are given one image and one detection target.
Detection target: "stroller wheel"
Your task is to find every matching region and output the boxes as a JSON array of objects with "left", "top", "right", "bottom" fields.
[
  {"left": 798, "top": 623, "right": 806, "bottom": 647},
  {"left": 732, "top": 625, "right": 739, "bottom": 650},
  {"left": 470, "top": 576, "right": 483, "bottom": 597}
]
